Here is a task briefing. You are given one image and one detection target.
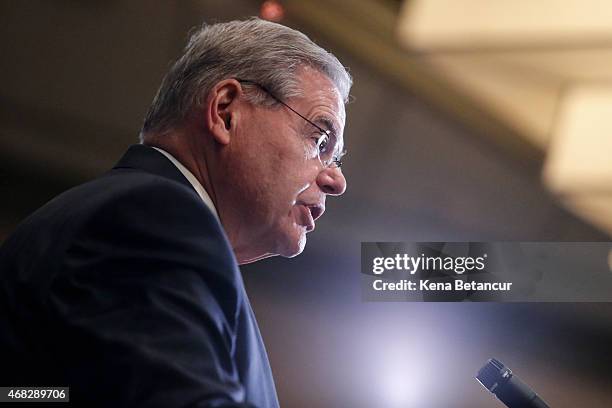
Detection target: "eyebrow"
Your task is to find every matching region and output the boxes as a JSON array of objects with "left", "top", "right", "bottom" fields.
[{"left": 314, "top": 117, "right": 338, "bottom": 136}]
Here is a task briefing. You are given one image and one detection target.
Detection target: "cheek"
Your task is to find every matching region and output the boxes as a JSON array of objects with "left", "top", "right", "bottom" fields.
[
  {"left": 284, "top": 166, "right": 320, "bottom": 202},
  {"left": 269, "top": 156, "right": 318, "bottom": 201},
  {"left": 235, "top": 127, "right": 319, "bottom": 207},
  {"left": 302, "top": 138, "right": 319, "bottom": 160}
]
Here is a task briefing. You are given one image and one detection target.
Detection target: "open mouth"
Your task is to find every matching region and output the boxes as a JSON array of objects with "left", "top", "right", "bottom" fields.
[
  {"left": 306, "top": 204, "right": 324, "bottom": 222},
  {"left": 294, "top": 203, "right": 325, "bottom": 232}
]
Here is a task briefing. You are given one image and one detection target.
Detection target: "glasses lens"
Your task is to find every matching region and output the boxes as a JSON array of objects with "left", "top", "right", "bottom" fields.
[
  {"left": 317, "top": 132, "right": 334, "bottom": 166},
  {"left": 330, "top": 148, "right": 347, "bottom": 168},
  {"left": 316, "top": 134, "right": 347, "bottom": 168}
]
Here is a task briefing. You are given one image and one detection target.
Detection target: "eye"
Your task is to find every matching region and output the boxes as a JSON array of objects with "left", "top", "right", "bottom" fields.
[{"left": 315, "top": 133, "right": 330, "bottom": 153}]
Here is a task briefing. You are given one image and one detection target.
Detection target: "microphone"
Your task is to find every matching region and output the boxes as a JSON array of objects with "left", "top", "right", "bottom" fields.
[{"left": 475, "top": 358, "right": 550, "bottom": 408}]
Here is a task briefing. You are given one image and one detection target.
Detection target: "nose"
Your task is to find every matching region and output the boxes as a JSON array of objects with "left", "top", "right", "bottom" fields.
[{"left": 316, "top": 167, "right": 347, "bottom": 196}]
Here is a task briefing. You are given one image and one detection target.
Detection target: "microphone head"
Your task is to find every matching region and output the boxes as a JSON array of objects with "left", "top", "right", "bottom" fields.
[{"left": 476, "top": 358, "right": 513, "bottom": 392}]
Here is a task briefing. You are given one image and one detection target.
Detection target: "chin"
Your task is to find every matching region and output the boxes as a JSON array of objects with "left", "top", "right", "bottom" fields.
[{"left": 276, "top": 224, "right": 308, "bottom": 258}]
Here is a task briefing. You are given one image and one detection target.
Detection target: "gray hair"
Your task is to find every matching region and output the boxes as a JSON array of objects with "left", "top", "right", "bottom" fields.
[{"left": 140, "top": 17, "right": 352, "bottom": 139}]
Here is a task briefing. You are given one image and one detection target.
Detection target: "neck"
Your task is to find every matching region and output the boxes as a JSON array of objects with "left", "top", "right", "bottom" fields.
[
  {"left": 145, "top": 128, "right": 216, "bottom": 205},
  {"left": 220, "top": 212, "right": 275, "bottom": 264},
  {"left": 144, "top": 128, "right": 267, "bottom": 265}
]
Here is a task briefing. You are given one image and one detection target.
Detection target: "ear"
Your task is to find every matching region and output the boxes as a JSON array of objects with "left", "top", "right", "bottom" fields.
[{"left": 205, "top": 79, "right": 242, "bottom": 145}]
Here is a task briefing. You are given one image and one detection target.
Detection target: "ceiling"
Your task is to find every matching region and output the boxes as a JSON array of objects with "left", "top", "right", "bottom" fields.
[{"left": 282, "top": 0, "right": 612, "bottom": 235}]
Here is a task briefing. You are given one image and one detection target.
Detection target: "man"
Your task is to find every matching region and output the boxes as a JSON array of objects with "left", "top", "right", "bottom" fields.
[{"left": 0, "top": 18, "right": 351, "bottom": 407}]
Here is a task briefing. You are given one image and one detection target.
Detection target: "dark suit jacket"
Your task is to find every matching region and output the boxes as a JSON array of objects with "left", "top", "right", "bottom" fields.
[{"left": 0, "top": 145, "right": 279, "bottom": 408}]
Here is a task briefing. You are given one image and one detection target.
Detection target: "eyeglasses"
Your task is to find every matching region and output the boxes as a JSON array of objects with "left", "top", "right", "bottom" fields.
[{"left": 236, "top": 79, "right": 346, "bottom": 168}]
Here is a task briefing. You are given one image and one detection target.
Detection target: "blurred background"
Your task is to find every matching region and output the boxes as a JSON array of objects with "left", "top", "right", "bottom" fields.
[{"left": 2, "top": 1, "right": 612, "bottom": 407}]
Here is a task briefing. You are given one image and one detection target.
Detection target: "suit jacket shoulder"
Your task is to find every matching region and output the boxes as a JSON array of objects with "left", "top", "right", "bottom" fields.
[{"left": 0, "top": 145, "right": 278, "bottom": 408}]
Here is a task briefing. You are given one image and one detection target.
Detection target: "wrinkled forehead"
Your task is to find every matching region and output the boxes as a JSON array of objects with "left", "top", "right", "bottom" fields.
[{"left": 295, "top": 66, "right": 346, "bottom": 129}]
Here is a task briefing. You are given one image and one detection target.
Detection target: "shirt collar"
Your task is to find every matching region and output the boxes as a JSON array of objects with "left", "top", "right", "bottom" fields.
[{"left": 151, "top": 146, "right": 219, "bottom": 221}]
